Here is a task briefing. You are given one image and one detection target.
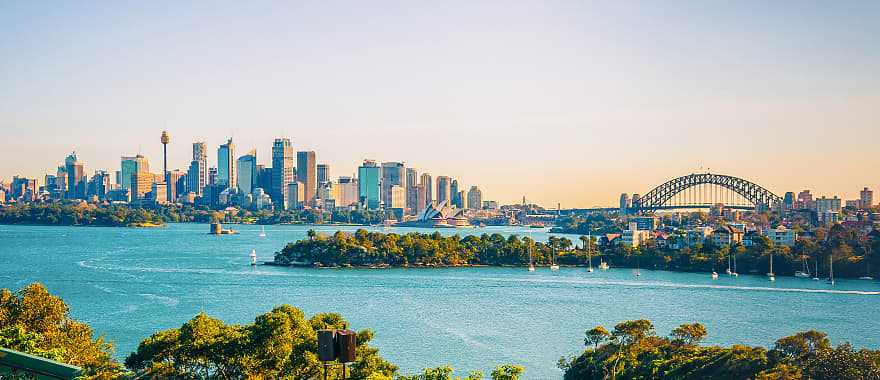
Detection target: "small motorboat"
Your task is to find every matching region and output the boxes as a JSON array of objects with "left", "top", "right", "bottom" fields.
[
  {"left": 794, "top": 271, "right": 811, "bottom": 278},
  {"left": 599, "top": 261, "right": 609, "bottom": 270},
  {"left": 711, "top": 272, "right": 719, "bottom": 280}
]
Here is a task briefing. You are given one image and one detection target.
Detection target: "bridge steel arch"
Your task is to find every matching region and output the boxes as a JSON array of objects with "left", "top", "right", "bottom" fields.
[{"left": 634, "top": 173, "right": 781, "bottom": 210}]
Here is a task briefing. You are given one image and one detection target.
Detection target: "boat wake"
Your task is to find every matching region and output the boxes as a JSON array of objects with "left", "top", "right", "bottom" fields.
[{"left": 138, "top": 293, "right": 180, "bottom": 307}]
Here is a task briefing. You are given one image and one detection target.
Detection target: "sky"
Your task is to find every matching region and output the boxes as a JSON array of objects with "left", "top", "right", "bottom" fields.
[{"left": 1, "top": 1, "right": 878, "bottom": 207}]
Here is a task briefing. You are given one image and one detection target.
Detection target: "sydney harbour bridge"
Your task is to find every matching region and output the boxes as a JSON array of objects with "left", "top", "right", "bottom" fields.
[{"left": 569, "top": 173, "right": 782, "bottom": 214}]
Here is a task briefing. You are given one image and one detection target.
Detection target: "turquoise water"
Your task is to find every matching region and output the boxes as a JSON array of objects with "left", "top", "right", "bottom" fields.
[{"left": 1, "top": 224, "right": 879, "bottom": 379}]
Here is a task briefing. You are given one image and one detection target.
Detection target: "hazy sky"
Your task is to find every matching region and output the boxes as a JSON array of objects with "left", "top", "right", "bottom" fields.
[{"left": 1, "top": 1, "right": 878, "bottom": 207}]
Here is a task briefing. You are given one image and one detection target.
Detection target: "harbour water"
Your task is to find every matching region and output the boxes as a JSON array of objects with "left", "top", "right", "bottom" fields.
[{"left": 1, "top": 223, "right": 879, "bottom": 379}]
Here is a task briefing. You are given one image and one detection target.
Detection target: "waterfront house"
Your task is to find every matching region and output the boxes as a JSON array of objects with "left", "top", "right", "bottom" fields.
[{"left": 711, "top": 225, "right": 744, "bottom": 246}]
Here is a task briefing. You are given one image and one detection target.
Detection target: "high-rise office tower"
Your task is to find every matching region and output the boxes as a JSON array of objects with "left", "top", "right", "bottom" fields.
[
  {"left": 296, "top": 151, "right": 316, "bottom": 205},
  {"left": 256, "top": 164, "right": 273, "bottom": 193},
  {"left": 436, "top": 176, "right": 451, "bottom": 205},
  {"left": 87, "top": 171, "right": 111, "bottom": 200},
  {"left": 272, "top": 138, "right": 294, "bottom": 209},
  {"left": 132, "top": 171, "right": 159, "bottom": 202},
  {"left": 416, "top": 184, "right": 427, "bottom": 213},
  {"left": 860, "top": 187, "right": 874, "bottom": 208},
  {"left": 217, "top": 138, "right": 236, "bottom": 189},
  {"left": 381, "top": 162, "right": 405, "bottom": 210},
  {"left": 455, "top": 190, "right": 465, "bottom": 209},
  {"left": 236, "top": 150, "right": 257, "bottom": 195},
  {"left": 166, "top": 170, "right": 186, "bottom": 202},
  {"left": 121, "top": 155, "right": 149, "bottom": 190},
  {"left": 54, "top": 166, "right": 67, "bottom": 198},
  {"left": 405, "top": 168, "right": 418, "bottom": 215},
  {"left": 358, "top": 160, "right": 381, "bottom": 210},
  {"left": 64, "top": 152, "right": 85, "bottom": 199},
  {"left": 187, "top": 142, "right": 208, "bottom": 196},
  {"left": 208, "top": 167, "right": 218, "bottom": 186},
  {"left": 450, "top": 179, "right": 460, "bottom": 208},
  {"left": 337, "top": 176, "right": 359, "bottom": 207},
  {"left": 467, "top": 186, "right": 483, "bottom": 210},
  {"left": 317, "top": 164, "right": 330, "bottom": 184},
  {"left": 420, "top": 173, "right": 432, "bottom": 207},
  {"left": 287, "top": 181, "right": 305, "bottom": 210},
  {"left": 620, "top": 193, "right": 630, "bottom": 215}
]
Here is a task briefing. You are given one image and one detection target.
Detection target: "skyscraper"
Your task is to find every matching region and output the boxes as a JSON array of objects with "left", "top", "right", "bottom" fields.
[
  {"left": 436, "top": 176, "right": 451, "bottom": 205},
  {"left": 236, "top": 150, "right": 257, "bottom": 195},
  {"left": 272, "top": 138, "right": 294, "bottom": 209},
  {"left": 317, "top": 164, "right": 330, "bottom": 184},
  {"left": 467, "top": 186, "right": 483, "bottom": 210},
  {"left": 296, "top": 151, "right": 316, "bottom": 205},
  {"left": 287, "top": 181, "right": 305, "bottom": 210},
  {"left": 65, "top": 152, "right": 85, "bottom": 199},
  {"left": 620, "top": 193, "right": 630, "bottom": 215},
  {"left": 121, "top": 155, "right": 149, "bottom": 190},
  {"left": 420, "top": 173, "right": 432, "bottom": 207},
  {"left": 337, "top": 176, "right": 359, "bottom": 207},
  {"left": 166, "top": 169, "right": 186, "bottom": 202},
  {"left": 381, "top": 162, "right": 405, "bottom": 210},
  {"left": 187, "top": 142, "right": 208, "bottom": 196},
  {"left": 54, "top": 166, "right": 67, "bottom": 199},
  {"left": 860, "top": 187, "right": 873, "bottom": 208},
  {"left": 358, "top": 160, "right": 381, "bottom": 210},
  {"left": 217, "top": 138, "right": 236, "bottom": 189},
  {"left": 87, "top": 170, "right": 110, "bottom": 200},
  {"left": 415, "top": 183, "right": 427, "bottom": 213},
  {"left": 450, "top": 179, "right": 461, "bottom": 208},
  {"left": 405, "top": 168, "right": 418, "bottom": 215}
]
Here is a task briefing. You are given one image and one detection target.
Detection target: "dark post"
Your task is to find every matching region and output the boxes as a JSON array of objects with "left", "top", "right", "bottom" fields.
[
  {"left": 336, "top": 330, "right": 357, "bottom": 363},
  {"left": 317, "top": 329, "right": 337, "bottom": 380}
]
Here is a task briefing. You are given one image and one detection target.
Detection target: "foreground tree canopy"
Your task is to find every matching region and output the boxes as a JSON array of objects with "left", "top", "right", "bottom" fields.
[
  {"left": 560, "top": 319, "right": 880, "bottom": 380},
  {"left": 0, "top": 283, "right": 123, "bottom": 378},
  {"left": 1, "top": 283, "right": 520, "bottom": 379},
  {"left": 124, "top": 306, "right": 398, "bottom": 379}
]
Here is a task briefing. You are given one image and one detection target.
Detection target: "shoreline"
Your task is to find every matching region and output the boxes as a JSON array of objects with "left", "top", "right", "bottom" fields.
[{"left": 262, "top": 261, "right": 874, "bottom": 280}]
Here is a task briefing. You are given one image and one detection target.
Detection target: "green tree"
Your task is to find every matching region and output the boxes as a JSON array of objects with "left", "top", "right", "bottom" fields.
[
  {"left": 670, "top": 322, "right": 707, "bottom": 346},
  {"left": 584, "top": 326, "right": 610, "bottom": 349},
  {"left": 490, "top": 364, "right": 524, "bottom": 380},
  {"left": 0, "top": 283, "right": 123, "bottom": 378}
]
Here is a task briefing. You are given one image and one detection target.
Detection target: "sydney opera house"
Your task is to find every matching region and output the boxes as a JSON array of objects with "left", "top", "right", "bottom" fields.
[{"left": 397, "top": 200, "right": 472, "bottom": 228}]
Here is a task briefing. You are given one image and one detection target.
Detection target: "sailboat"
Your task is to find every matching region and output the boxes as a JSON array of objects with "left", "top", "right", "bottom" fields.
[
  {"left": 258, "top": 226, "right": 267, "bottom": 237},
  {"left": 859, "top": 250, "right": 874, "bottom": 280},
  {"left": 634, "top": 255, "right": 641, "bottom": 277},
  {"left": 585, "top": 240, "right": 593, "bottom": 273},
  {"left": 250, "top": 249, "right": 257, "bottom": 266},
  {"left": 795, "top": 256, "right": 811, "bottom": 278},
  {"left": 726, "top": 254, "right": 733, "bottom": 275},
  {"left": 550, "top": 248, "right": 560, "bottom": 271},
  {"left": 827, "top": 255, "right": 835, "bottom": 285},
  {"left": 527, "top": 244, "right": 536, "bottom": 272},
  {"left": 812, "top": 260, "right": 820, "bottom": 281},
  {"left": 767, "top": 252, "right": 775, "bottom": 281},
  {"left": 731, "top": 251, "right": 739, "bottom": 277}
]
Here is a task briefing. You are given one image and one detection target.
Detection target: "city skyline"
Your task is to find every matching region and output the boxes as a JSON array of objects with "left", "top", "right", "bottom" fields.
[{"left": 2, "top": 1, "right": 879, "bottom": 206}]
